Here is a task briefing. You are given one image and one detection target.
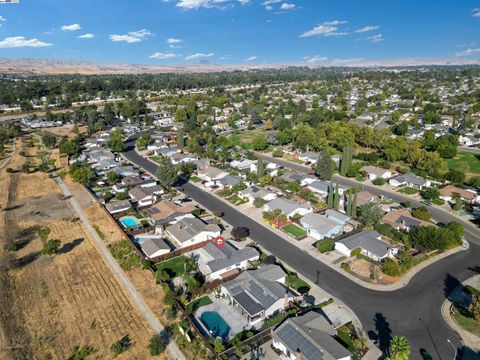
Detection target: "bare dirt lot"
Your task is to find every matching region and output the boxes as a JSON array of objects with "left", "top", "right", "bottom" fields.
[{"left": 0, "top": 137, "right": 165, "bottom": 360}]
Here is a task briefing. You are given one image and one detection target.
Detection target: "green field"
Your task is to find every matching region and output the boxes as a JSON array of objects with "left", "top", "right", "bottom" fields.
[
  {"left": 399, "top": 187, "right": 419, "bottom": 195},
  {"left": 282, "top": 224, "right": 307, "bottom": 238},
  {"left": 229, "top": 129, "right": 266, "bottom": 149},
  {"left": 154, "top": 256, "right": 195, "bottom": 278},
  {"left": 286, "top": 274, "right": 311, "bottom": 294},
  {"left": 186, "top": 296, "right": 213, "bottom": 314},
  {"left": 447, "top": 151, "right": 480, "bottom": 178},
  {"left": 452, "top": 306, "right": 480, "bottom": 336}
]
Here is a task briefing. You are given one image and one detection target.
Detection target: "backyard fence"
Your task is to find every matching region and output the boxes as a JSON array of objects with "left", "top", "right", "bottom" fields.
[{"left": 149, "top": 239, "right": 211, "bottom": 263}]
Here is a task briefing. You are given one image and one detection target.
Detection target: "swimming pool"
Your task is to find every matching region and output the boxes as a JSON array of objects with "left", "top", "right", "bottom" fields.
[
  {"left": 200, "top": 311, "right": 230, "bottom": 340},
  {"left": 120, "top": 216, "right": 140, "bottom": 228}
]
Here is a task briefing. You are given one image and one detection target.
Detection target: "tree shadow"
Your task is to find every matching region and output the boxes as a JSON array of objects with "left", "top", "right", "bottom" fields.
[
  {"left": 459, "top": 346, "right": 480, "bottom": 360},
  {"left": 16, "top": 251, "right": 41, "bottom": 267},
  {"left": 58, "top": 238, "right": 84, "bottom": 254},
  {"left": 467, "top": 266, "right": 480, "bottom": 275},
  {"left": 3, "top": 203, "right": 24, "bottom": 211},
  {"left": 373, "top": 313, "right": 392, "bottom": 356},
  {"left": 443, "top": 273, "right": 462, "bottom": 301},
  {"left": 14, "top": 225, "right": 41, "bottom": 250},
  {"left": 419, "top": 348, "right": 434, "bottom": 360}
]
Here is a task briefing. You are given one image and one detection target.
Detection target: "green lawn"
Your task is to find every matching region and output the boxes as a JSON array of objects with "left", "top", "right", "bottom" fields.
[
  {"left": 399, "top": 187, "right": 419, "bottom": 195},
  {"left": 447, "top": 150, "right": 480, "bottom": 178},
  {"left": 282, "top": 224, "right": 307, "bottom": 238},
  {"left": 431, "top": 198, "right": 445, "bottom": 206},
  {"left": 149, "top": 156, "right": 163, "bottom": 164},
  {"left": 229, "top": 129, "right": 266, "bottom": 150},
  {"left": 190, "top": 175, "right": 201, "bottom": 183},
  {"left": 186, "top": 296, "right": 213, "bottom": 314},
  {"left": 452, "top": 306, "right": 480, "bottom": 336},
  {"left": 227, "top": 194, "right": 247, "bottom": 205},
  {"left": 154, "top": 256, "right": 195, "bottom": 278},
  {"left": 286, "top": 274, "right": 311, "bottom": 294}
]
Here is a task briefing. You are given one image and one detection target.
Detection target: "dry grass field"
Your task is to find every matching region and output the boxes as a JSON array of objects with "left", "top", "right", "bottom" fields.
[{"left": 0, "top": 137, "right": 168, "bottom": 360}]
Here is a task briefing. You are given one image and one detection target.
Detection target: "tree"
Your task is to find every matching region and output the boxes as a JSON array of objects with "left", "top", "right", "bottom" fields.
[
  {"left": 327, "top": 181, "right": 334, "bottom": 208},
  {"left": 252, "top": 134, "right": 268, "bottom": 151},
  {"left": 468, "top": 294, "right": 480, "bottom": 323},
  {"left": 155, "top": 157, "right": 178, "bottom": 188},
  {"left": 340, "top": 144, "right": 352, "bottom": 176},
  {"left": 148, "top": 333, "right": 168, "bottom": 356},
  {"left": 176, "top": 128, "right": 185, "bottom": 147},
  {"left": 69, "top": 164, "right": 93, "bottom": 185},
  {"left": 315, "top": 151, "right": 333, "bottom": 181},
  {"left": 213, "top": 339, "right": 225, "bottom": 354},
  {"left": 107, "top": 128, "right": 125, "bottom": 153},
  {"left": 59, "top": 138, "right": 81, "bottom": 156},
  {"left": 357, "top": 202, "right": 384, "bottom": 226},
  {"left": 389, "top": 336, "right": 410, "bottom": 360},
  {"left": 231, "top": 226, "right": 249, "bottom": 241},
  {"left": 411, "top": 206, "right": 431, "bottom": 221},
  {"left": 42, "top": 239, "right": 61, "bottom": 256},
  {"left": 333, "top": 184, "right": 340, "bottom": 210},
  {"left": 155, "top": 270, "right": 170, "bottom": 283},
  {"left": 257, "top": 158, "right": 265, "bottom": 178},
  {"left": 106, "top": 171, "right": 120, "bottom": 184},
  {"left": 42, "top": 133, "right": 57, "bottom": 148},
  {"left": 136, "top": 133, "right": 152, "bottom": 149},
  {"left": 110, "top": 336, "right": 131, "bottom": 356},
  {"left": 420, "top": 187, "right": 440, "bottom": 200},
  {"left": 445, "top": 169, "right": 466, "bottom": 184}
]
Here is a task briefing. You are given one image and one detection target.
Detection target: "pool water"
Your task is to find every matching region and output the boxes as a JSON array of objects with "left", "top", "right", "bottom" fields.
[
  {"left": 120, "top": 216, "right": 138, "bottom": 228},
  {"left": 200, "top": 311, "right": 230, "bottom": 339}
]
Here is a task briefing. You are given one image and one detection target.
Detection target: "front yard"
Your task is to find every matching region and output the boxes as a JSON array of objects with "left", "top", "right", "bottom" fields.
[
  {"left": 281, "top": 223, "right": 307, "bottom": 239},
  {"left": 399, "top": 187, "right": 419, "bottom": 195}
]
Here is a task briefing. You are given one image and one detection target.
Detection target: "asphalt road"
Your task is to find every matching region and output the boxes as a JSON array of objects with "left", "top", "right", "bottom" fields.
[
  {"left": 458, "top": 146, "right": 480, "bottom": 155},
  {"left": 124, "top": 139, "right": 480, "bottom": 359}
]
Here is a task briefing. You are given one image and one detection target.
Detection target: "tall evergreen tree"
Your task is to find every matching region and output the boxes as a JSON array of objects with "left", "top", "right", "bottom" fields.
[
  {"left": 257, "top": 158, "right": 265, "bottom": 178},
  {"left": 346, "top": 192, "right": 352, "bottom": 216},
  {"left": 352, "top": 192, "right": 358, "bottom": 218},
  {"left": 315, "top": 151, "right": 333, "bottom": 181},
  {"left": 327, "top": 181, "right": 334, "bottom": 208},
  {"left": 340, "top": 147, "right": 347, "bottom": 176},
  {"left": 176, "top": 128, "right": 185, "bottom": 147}
]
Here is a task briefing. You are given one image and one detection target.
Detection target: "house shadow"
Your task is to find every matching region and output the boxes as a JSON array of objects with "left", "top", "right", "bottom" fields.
[
  {"left": 467, "top": 266, "right": 480, "bottom": 275},
  {"left": 16, "top": 251, "right": 41, "bottom": 267},
  {"left": 443, "top": 273, "right": 462, "bottom": 301},
  {"left": 419, "top": 348, "right": 434, "bottom": 360},
  {"left": 58, "top": 238, "right": 84, "bottom": 254}
]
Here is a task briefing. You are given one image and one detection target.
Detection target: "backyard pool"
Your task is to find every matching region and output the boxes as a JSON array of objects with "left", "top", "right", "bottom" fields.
[
  {"left": 120, "top": 216, "right": 140, "bottom": 228},
  {"left": 200, "top": 311, "right": 231, "bottom": 340}
]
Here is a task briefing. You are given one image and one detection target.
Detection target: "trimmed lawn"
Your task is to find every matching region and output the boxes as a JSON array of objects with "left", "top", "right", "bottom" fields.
[
  {"left": 149, "top": 156, "right": 163, "bottom": 164},
  {"left": 399, "top": 187, "right": 419, "bottom": 195},
  {"left": 282, "top": 224, "right": 307, "bottom": 238},
  {"left": 452, "top": 306, "right": 480, "bottom": 337},
  {"left": 190, "top": 175, "right": 201, "bottom": 183},
  {"left": 447, "top": 150, "right": 480, "bottom": 178},
  {"left": 186, "top": 296, "right": 213, "bottom": 314},
  {"left": 154, "top": 256, "right": 195, "bottom": 278},
  {"left": 431, "top": 198, "right": 445, "bottom": 206},
  {"left": 286, "top": 274, "right": 311, "bottom": 294},
  {"left": 227, "top": 194, "right": 247, "bottom": 205}
]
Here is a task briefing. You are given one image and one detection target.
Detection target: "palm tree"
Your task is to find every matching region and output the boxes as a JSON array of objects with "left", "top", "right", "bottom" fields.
[{"left": 390, "top": 336, "right": 410, "bottom": 360}]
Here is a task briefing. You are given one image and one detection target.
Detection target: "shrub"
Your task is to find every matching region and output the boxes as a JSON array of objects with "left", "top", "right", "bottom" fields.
[
  {"left": 382, "top": 258, "right": 402, "bottom": 276},
  {"left": 350, "top": 247, "right": 361, "bottom": 257},
  {"left": 411, "top": 206, "right": 431, "bottom": 221},
  {"left": 6, "top": 167, "right": 14, "bottom": 173},
  {"left": 110, "top": 336, "right": 131, "bottom": 356},
  {"left": 341, "top": 262, "right": 351, "bottom": 271},
  {"left": 372, "top": 177, "right": 386, "bottom": 186},
  {"left": 42, "top": 239, "right": 61, "bottom": 256},
  {"left": 213, "top": 211, "right": 223, "bottom": 217},
  {"left": 317, "top": 239, "right": 335, "bottom": 253},
  {"left": 148, "top": 333, "right": 168, "bottom": 356},
  {"left": 272, "top": 149, "right": 284, "bottom": 157}
]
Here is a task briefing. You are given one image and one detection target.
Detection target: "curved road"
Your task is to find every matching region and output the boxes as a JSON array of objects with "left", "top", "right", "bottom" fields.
[{"left": 124, "top": 139, "right": 480, "bottom": 359}]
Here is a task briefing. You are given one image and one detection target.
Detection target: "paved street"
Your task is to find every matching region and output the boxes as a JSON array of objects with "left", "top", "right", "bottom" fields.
[{"left": 124, "top": 138, "right": 480, "bottom": 359}]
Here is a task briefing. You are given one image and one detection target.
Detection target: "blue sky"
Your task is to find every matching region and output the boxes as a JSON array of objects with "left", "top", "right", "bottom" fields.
[{"left": 0, "top": 0, "right": 479, "bottom": 65}]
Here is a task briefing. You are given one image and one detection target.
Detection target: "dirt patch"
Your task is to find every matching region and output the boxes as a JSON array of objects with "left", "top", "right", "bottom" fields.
[
  {"left": 349, "top": 259, "right": 396, "bottom": 285},
  {"left": 0, "top": 139, "right": 162, "bottom": 360},
  {"left": 42, "top": 125, "right": 88, "bottom": 139}
]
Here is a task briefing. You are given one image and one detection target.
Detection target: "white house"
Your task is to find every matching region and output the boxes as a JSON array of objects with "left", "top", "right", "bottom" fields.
[
  {"left": 335, "top": 230, "right": 398, "bottom": 262},
  {"left": 165, "top": 217, "right": 221, "bottom": 249},
  {"left": 264, "top": 197, "right": 312, "bottom": 218},
  {"left": 389, "top": 172, "right": 430, "bottom": 189},
  {"left": 137, "top": 235, "right": 171, "bottom": 258},
  {"left": 360, "top": 166, "right": 393, "bottom": 181},
  {"left": 239, "top": 186, "right": 277, "bottom": 204}
]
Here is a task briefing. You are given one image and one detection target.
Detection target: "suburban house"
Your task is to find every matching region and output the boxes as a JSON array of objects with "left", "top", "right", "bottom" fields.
[
  {"left": 282, "top": 172, "right": 316, "bottom": 187},
  {"left": 264, "top": 197, "right": 313, "bottom": 218},
  {"left": 360, "top": 166, "right": 393, "bottom": 181},
  {"left": 194, "top": 241, "right": 260, "bottom": 281},
  {"left": 144, "top": 200, "right": 196, "bottom": 229},
  {"left": 272, "top": 309, "right": 351, "bottom": 360},
  {"left": 299, "top": 151, "right": 319, "bottom": 164},
  {"left": 220, "top": 264, "right": 297, "bottom": 325},
  {"left": 307, "top": 181, "right": 346, "bottom": 198},
  {"left": 154, "top": 147, "right": 180, "bottom": 158},
  {"left": 239, "top": 186, "right": 277, "bottom": 205},
  {"left": 170, "top": 153, "right": 197, "bottom": 165},
  {"left": 137, "top": 236, "right": 171, "bottom": 259},
  {"left": 197, "top": 166, "right": 228, "bottom": 184},
  {"left": 352, "top": 191, "right": 378, "bottom": 206},
  {"left": 459, "top": 135, "right": 480, "bottom": 147},
  {"left": 216, "top": 174, "right": 243, "bottom": 190},
  {"left": 230, "top": 159, "right": 258, "bottom": 173},
  {"left": 109, "top": 165, "right": 139, "bottom": 178},
  {"left": 105, "top": 200, "right": 132, "bottom": 215},
  {"left": 335, "top": 230, "right": 398, "bottom": 261},
  {"left": 128, "top": 185, "right": 164, "bottom": 207},
  {"left": 439, "top": 185, "right": 479, "bottom": 203},
  {"left": 165, "top": 217, "right": 221, "bottom": 249},
  {"left": 300, "top": 213, "right": 343, "bottom": 240},
  {"left": 381, "top": 208, "right": 431, "bottom": 231},
  {"left": 324, "top": 209, "right": 360, "bottom": 231},
  {"left": 389, "top": 172, "right": 430, "bottom": 189}
]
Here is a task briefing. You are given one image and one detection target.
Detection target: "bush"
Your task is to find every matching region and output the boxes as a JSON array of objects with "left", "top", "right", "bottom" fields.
[
  {"left": 6, "top": 167, "right": 14, "bottom": 173},
  {"left": 317, "top": 239, "right": 335, "bottom": 253},
  {"left": 382, "top": 258, "right": 402, "bottom": 276},
  {"left": 110, "top": 336, "right": 131, "bottom": 356},
  {"left": 341, "top": 262, "right": 351, "bottom": 271},
  {"left": 411, "top": 206, "right": 431, "bottom": 221},
  {"left": 372, "top": 177, "right": 386, "bottom": 186},
  {"left": 213, "top": 211, "right": 223, "bottom": 217},
  {"left": 272, "top": 149, "right": 283, "bottom": 157},
  {"left": 148, "top": 333, "right": 168, "bottom": 356},
  {"left": 350, "top": 247, "right": 361, "bottom": 257}
]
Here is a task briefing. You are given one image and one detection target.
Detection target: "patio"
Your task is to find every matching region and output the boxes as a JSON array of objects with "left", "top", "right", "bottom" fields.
[{"left": 195, "top": 296, "right": 253, "bottom": 339}]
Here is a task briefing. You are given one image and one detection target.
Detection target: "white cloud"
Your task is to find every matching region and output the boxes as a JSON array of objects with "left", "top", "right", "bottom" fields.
[
  {"left": 280, "top": 3, "right": 295, "bottom": 10},
  {"left": 303, "top": 55, "right": 328, "bottom": 63},
  {"left": 300, "top": 20, "right": 348, "bottom": 37},
  {"left": 176, "top": 0, "right": 244, "bottom": 9},
  {"left": 0, "top": 16, "right": 6, "bottom": 21},
  {"left": 332, "top": 58, "right": 363, "bottom": 63},
  {"left": 245, "top": 55, "right": 257, "bottom": 61},
  {"left": 61, "top": 23, "right": 81, "bottom": 31},
  {"left": 110, "top": 29, "right": 152, "bottom": 43},
  {"left": 472, "top": 8, "right": 480, "bottom": 17},
  {"left": 367, "top": 34, "right": 383, "bottom": 42},
  {"left": 456, "top": 48, "right": 480, "bottom": 56},
  {"left": 167, "top": 37, "right": 182, "bottom": 44},
  {"left": 0, "top": 36, "right": 53, "bottom": 48},
  {"left": 185, "top": 52, "right": 214, "bottom": 59},
  {"left": 262, "top": 0, "right": 281, "bottom": 5},
  {"left": 355, "top": 25, "right": 380, "bottom": 33},
  {"left": 150, "top": 52, "right": 178, "bottom": 59},
  {"left": 265, "top": 5, "right": 273, "bottom": 10},
  {"left": 78, "top": 33, "right": 94, "bottom": 39}
]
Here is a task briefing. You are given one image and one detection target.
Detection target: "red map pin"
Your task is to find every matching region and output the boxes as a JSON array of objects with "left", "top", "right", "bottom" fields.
[{"left": 213, "top": 236, "right": 225, "bottom": 249}]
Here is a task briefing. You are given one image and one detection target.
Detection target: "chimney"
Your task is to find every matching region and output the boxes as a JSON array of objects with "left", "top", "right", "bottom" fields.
[
  {"left": 296, "top": 349, "right": 301, "bottom": 360},
  {"left": 387, "top": 247, "right": 392, "bottom": 258}
]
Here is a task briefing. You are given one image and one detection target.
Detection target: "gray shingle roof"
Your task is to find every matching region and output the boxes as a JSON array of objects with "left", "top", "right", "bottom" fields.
[
  {"left": 390, "top": 172, "right": 426, "bottom": 186},
  {"left": 301, "top": 213, "right": 340, "bottom": 234},
  {"left": 265, "top": 197, "right": 310, "bottom": 215},
  {"left": 337, "top": 230, "right": 391, "bottom": 258},
  {"left": 167, "top": 217, "right": 220, "bottom": 244},
  {"left": 105, "top": 200, "right": 131, "bottom": 213},
  {"left": 202, "top": 242, "right": 259, "bottom": 272},
  {"left": 140, "top": 238, "right": 171, "bottom": 258}
]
